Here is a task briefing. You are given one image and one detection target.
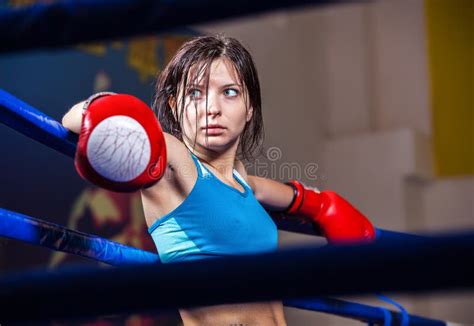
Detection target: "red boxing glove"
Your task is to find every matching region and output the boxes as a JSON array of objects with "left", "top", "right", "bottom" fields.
[
  {"left": 286, "top": 180, "right": 376, "bottom": 244},
  {"left": 75, "top": 93, "right": 167, "bottom": 192}
]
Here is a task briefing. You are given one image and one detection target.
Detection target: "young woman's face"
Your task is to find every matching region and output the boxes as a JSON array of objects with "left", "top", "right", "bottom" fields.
[{"left": 179, "top": 58, "right": 253, "bottom": 154}]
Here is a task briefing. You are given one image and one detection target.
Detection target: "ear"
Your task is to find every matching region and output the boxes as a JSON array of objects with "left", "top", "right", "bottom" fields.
[
  {"left": 168, "top": 96, "right": 176, "bottom": 110},
  {"left": 168, "top": 96, "right": 178, "bottom": 119},
  {"left": 246, "top": 106, "right": 253, "bottom": 123}
]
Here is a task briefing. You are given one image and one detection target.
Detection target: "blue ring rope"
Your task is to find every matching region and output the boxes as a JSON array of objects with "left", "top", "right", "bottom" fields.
[
  {"left": 0, "top": 208, "right": 159, "bottom": 265},
  {"left": 1, "top": 231, "right": 470, "bottom": 323},
  {"left": 0, "top": 207, "right": 448, "bottom": 325},
  {"left": 0, "top": 0, "right": 355, "bottom": 53}
]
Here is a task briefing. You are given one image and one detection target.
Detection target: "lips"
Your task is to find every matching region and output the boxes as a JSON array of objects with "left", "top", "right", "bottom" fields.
[
  {"left": 202, "top": 124, "right": 226, "bottom": 135},
  {"left": 202, "top": 124, "right": 225, "bottom": 129}
]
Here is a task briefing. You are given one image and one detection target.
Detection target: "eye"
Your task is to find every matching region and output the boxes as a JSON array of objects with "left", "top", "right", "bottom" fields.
[
  {"left": 224, "top": 88, "right": 239, "bottom": 97},
  {"left": 189, "top": 89, "right": 202, "bottom": 99}
]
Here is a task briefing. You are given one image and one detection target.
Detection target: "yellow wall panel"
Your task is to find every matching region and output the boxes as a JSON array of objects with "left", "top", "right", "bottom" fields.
[{"left": 425, "top": 0, "right": 473, "bottom": 176}]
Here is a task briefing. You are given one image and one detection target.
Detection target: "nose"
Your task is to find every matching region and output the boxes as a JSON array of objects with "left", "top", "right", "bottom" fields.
[{"left": 207, "top": 95, "right": 221, "bottom": 117}]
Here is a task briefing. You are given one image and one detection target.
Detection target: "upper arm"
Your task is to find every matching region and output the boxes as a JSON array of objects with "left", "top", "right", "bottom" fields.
[
  {"left": 245, "top": 174, "right": 294, "bottom": 212},
  {"left": 232, "top": 162, "right": 280, "bottom": 205},
  {"left": 141, "top": 133, "right": 196, "bottom": 224},
  {"left": 142, "top": 133, "right": 194, "bottom": 193},
  {"left": 163, "top": 132, "right": 193, "bottom": 170}
]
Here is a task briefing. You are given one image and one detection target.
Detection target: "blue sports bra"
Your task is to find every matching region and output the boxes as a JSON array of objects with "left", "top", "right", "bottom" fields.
[{"left": 148, "top": 152, "right": 278, "bottom": 263}]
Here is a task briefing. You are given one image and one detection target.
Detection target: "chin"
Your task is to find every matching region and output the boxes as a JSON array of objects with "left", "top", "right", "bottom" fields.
[{"left": 201, "top": 137, "right": 238, "bottom": 152}]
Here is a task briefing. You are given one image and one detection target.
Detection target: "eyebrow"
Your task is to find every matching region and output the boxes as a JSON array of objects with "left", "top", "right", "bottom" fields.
[
  {"left": 221, "top": 83, "right": 241, "bottom": 88},
  {"left": 187, "top": 83, "right": 241, "bottom": 88}
]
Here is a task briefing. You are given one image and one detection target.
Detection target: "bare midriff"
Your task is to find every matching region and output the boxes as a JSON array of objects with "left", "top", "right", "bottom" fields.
[{"left": 179, "top": 301, "right": 286, "bottom": 326}]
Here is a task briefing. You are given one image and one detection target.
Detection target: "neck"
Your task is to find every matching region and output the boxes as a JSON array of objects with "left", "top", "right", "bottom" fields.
[{"left": 185, "top": 140, "right": 239, "bottom": 179}]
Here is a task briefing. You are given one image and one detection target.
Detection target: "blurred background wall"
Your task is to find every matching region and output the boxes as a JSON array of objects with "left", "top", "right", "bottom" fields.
[{"left": 0, "top": 0, "right": 472, "bottom": 324}]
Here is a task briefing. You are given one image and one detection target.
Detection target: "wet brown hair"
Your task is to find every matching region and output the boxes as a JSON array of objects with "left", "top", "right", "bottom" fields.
[{"left": 152, "top": 35, "right": 264, "bottom": 161}]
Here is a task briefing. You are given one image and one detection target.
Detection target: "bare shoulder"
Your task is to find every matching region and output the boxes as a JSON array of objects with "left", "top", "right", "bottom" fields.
[
  {"left": 163, "top": 132, "right": 193, "bottom": 168},
  {"left": 161, "top": 132, "right": 197, "bottom": 186},
  {"left": 234, "top": 159, "right": 257, "bottom": 190},
  {"left": 140, "top": 133, "right": 197, "bottom": 225},
  {"left": 234, "top": 159, "right": 248, "bottom": 178},
  {"left": 138, "top": 133, "right": 195, "bottom": 196}
]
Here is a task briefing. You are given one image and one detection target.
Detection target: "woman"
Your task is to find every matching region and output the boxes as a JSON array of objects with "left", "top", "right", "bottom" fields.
[{"left": 63, "top": 35, "right": 375, "bottom": 326}]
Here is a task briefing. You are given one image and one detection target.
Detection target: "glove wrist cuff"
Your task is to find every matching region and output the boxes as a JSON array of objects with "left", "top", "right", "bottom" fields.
[
  {"left": 82, "top": 92, "right": 117, "bottom": 113},
  {"left": 284, "top": 180, "right": 305, "bottom": 214}
]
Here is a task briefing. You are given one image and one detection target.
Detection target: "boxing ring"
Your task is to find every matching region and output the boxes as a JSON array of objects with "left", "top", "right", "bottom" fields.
[
  {"left": 2, "top": 72, "right": 473, "bottom": 326},
  {"left": 1, "top": 1, "right": 473, "bottom": 325}
]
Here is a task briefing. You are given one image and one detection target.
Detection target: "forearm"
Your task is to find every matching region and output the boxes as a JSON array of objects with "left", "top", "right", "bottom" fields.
[
  {"left": 248, "top": 175, "right": 294, "bottom": 211},
  {"left": 62, "top": 101, "right": 85, "bottom": 134}
]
